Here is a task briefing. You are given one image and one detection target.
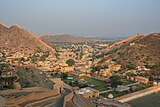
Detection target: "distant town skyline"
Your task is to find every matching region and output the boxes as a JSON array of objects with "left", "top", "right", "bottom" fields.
[{"left": 1, "top": 0, "right": 160, "bottom": 38}]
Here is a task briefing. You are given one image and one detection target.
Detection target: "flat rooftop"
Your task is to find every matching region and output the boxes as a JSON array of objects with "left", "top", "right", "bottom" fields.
[{"left": 75, "top": 87, "right": 98, "bottom": 95}]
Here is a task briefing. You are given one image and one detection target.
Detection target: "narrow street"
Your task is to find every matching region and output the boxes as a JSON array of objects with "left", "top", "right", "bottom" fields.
[{"left": 47, "top": 89, "right": 71, "bottom": 107}]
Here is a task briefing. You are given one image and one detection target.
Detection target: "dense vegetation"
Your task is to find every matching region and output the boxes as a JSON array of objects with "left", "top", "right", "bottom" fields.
[{"left": 66, "top": 59, "right": 75, "bottom": 66}]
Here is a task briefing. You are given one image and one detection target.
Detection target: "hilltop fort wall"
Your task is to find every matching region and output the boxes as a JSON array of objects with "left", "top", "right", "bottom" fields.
[{"left": 114, "top": 83, "right": 160, "bottom": 103}]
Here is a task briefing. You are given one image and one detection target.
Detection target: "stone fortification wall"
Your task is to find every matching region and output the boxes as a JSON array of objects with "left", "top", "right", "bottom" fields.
[
  {"left": 4, "top": 89, "right": 59, "bottom": 106},
  {"left": 63, "top": 91, "right": 74, "bottom": 107},
  {"left": 114, "top": 84, "right": 160, "bottom": 103}
]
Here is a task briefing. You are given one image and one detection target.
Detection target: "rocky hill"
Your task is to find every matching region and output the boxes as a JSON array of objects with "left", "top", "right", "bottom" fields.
[
  {"left": 40, "top": 34, "right": 98, "bottom": 43},
  {"left": 0, "top": 23, "right": 55, "bottom": 53},
  {"left": 17, "top": 67, "right": 54, "bottom": 89},
  {"left": 103, "top": 33, "right": 160, "bottom": 69}
]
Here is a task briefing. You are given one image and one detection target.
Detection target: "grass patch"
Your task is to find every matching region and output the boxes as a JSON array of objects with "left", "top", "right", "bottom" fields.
[
  {"left": 136, "top": 84, "right": 147, "bottom": 90},
  {"left": 84, "top": 76, "right": 107, "bottom": 91},
  {"left": 61, "top": 74, "right": 108, "bottom": 91},
  {"left": 122, "top": 81, "right": 133, "bottom": 86},
  {"left": 100, "top": 91, "right": 129, "bottom": 98}
]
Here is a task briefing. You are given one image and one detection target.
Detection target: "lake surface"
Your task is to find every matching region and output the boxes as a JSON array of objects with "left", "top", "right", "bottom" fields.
[{"left": 129, "top": 92, "right": 160, "bottom": 107}]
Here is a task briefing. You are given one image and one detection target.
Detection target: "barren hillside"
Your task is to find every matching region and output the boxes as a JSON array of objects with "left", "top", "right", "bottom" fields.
[
  {"left": 102, "top": 33, "right": 160, "bottom": 69},
  {"left": 0, "top": 23, "right": 55, "bottom": 54}
]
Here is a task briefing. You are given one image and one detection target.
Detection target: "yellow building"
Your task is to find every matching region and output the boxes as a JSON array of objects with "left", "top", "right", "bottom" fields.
[
  {"left": 72, "top": 71, "right": 86, "bottom": 77},
  {"left": 87, "top": 61, "right": 92, "bottom": 66},
  {"left": 61, "top": 66, "right": 74, "bottom": 72},
  {"left": 108, "top": 64, "right": 121, "bottom": 72},
  {"left": 100, "top": 69, "right": 112, "bottom": 77},
  {"left": 135, "top": 76, "right": 149, "bottom": 84},
  {"left": 39, "top": 66, "right": 53, "bottom": 71}
]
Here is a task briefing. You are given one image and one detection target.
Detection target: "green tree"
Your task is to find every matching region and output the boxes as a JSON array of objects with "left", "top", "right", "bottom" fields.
[
  {"left": 54, "top": 53, "right": 60, "bottom": 58},
  {"left": 127, "top": 64, "right": 136, "bottom": 70},
  {"left": 0, "top": 64, "right": 4, "bottom": 77},
  {"left": 61, "top": 73, "right": 68, "bottom": 79},
  {"left": 91, "top": 66, "right": 101, "bottom": 73},
  {"left": 149, "top": 75, "right": 154, "bottom": 81},
  {"left": 110, "top": 75, "right": 122, "bottom": 88},
  {"left": 18, "top": 57, "right": 25, "bottom": 63},
  {"left": 30, "top": 54, "right": 38, "bottom": 63},
  {"left": 66, "top": 59, "right": 75, "bottom": 66},
  {"left": 79, "top": 83, "right": 88, "bottom": 88},
  {"left": 69, "top": 80, "right": 79, "bottom": 87},
  {"left": 126, "top": 72, "right": 134, "bottom": 77}
]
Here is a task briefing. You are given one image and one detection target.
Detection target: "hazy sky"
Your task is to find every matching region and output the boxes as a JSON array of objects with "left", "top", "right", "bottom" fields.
[{"left": 1, "top": 0, "right": 160, "bottom": 38}]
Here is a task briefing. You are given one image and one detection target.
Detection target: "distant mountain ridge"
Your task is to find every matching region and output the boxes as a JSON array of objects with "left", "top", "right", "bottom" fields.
[
  {"left": 40, "top": 34, "right": 99, "bottom": 43},
  {"left": 0, "top": 23, "right": 55, "bottom": 53}
]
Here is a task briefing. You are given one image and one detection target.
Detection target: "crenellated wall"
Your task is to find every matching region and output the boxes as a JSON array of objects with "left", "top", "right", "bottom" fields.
[{"left": 5, "top": 89, "right": 59, "bottom": 106}]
